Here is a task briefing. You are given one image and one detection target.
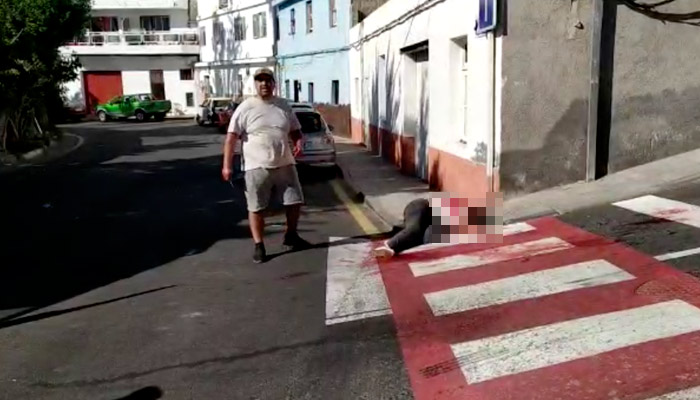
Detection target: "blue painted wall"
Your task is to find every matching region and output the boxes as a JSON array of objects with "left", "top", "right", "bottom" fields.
[{"left": 274, "top": 0, "right": 351, "bottom": 105}]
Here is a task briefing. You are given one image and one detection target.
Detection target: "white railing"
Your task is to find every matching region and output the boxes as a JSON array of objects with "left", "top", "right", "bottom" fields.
[
  {"left": 91, "top": 0, "right": 188, "bottom": 10},
  {"left": 67, "top": 29, "right": 198, "bottom": 46}
]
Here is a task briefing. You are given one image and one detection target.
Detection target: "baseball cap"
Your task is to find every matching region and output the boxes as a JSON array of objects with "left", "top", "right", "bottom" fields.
[{"left": 253, "top": 67, "right": 275, "bottom": 81}]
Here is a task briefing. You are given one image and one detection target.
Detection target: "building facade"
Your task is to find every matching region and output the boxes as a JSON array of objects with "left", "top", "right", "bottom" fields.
[
  {"left": 273, "top": 0, "right": 350, "bottom": 105},
  {"left": 61, "top": 0, "right": 200, "bottom": 116},
  {"left": 349, "top": 0, "right": 498, "bottom": 195},
  {"left": 352, "top": 0, "right": 700, "bottom": 201},
  {"left": 194, "top": 0, "right": 276, "bottom": 103}
]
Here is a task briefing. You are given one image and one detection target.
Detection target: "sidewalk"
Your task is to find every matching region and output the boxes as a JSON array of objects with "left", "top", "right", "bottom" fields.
[{"left": 334, "top": 136, "right": 700, "bottom": 227}]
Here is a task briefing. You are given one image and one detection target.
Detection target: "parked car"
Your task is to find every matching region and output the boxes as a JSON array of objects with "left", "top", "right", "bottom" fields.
[
  {"left": 196, "top": 97, "right": 232, "bottom": 126},
  {"left": 60, "top": 104, "right": 87, "bottom": 123},
  {"left": 293, "top": 107, "right": 336, "bottom": 167},
  {"left": 216, "top": 101, "right": 240, "bottom": 133},
  {"left": 96, "top": 94, "right": 171, "bottom": 122}
]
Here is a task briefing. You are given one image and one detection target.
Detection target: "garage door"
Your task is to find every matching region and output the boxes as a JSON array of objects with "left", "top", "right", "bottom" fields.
[{"left": 84, "top": 71, "right": 123, "bottom": 114}]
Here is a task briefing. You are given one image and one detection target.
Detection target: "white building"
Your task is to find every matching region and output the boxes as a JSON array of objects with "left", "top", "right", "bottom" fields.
[
  {"left": 61, "top": 0, "right": 200, "bottom": 116},
  {"left": 194, "top": 0, "right": 276, "bottom": 103},
  {"left": 349, "top": 0, "right": 501, "bottom": 198}
]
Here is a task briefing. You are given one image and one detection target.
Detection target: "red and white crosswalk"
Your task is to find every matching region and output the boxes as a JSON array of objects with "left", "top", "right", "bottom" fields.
[
  {"left": 326, "top": 195, "right": 700, "bottom": 399},
  {"left": 376, "top": 216, "right": 700, "bottom": 399}
]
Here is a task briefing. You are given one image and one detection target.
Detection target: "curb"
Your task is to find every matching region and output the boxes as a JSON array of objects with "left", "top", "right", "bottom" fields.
[
  {"left": 2, "top": 132, "right": 84, "bottom": 165},
  {"left": 334, "top": 160, "right": 402, "bottom": 231}
]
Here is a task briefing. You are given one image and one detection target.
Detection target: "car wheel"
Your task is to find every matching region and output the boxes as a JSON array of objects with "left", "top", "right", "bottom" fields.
[
  {"left": 196, "top": 115, "right": 204, "bottom": 126},
  {"left": 135, "top": 110, "right": 146, "bottom": 122},
  {"left": 97, "top": 111, "right": 107, "bottom": 123}
]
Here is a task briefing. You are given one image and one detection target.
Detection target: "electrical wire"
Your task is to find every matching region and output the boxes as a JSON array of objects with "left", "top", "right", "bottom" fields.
[{"left": 620, "top": 0, "right": 700, "bottom": 25}]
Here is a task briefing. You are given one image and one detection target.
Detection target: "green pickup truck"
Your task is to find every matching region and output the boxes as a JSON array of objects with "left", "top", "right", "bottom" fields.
[{"left": 95, "top": 93, "right": 172, "bottom": 122}]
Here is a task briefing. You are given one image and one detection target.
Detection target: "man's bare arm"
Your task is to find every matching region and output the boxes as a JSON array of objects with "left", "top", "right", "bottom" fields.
[
  {"left": 222, "top": 131, "right": 238, "bottom": 181},
  {"left": 290, "top": 129, "right": 302, "bottom": 156}
]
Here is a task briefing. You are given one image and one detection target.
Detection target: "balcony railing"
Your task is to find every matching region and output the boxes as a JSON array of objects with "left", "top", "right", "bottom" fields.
[{"left": 67, "top": 29, "right": 198, "bottom": 46}]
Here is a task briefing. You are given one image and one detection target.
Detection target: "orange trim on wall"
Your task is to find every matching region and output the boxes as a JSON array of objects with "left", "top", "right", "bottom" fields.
[{"left": 350, "top": 119, "right": 492, "bottom": 197}]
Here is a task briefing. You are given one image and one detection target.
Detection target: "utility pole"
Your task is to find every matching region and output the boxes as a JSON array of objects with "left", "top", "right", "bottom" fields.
[{"left": 586, "top": 0, "right": 603, "bottom": 182}]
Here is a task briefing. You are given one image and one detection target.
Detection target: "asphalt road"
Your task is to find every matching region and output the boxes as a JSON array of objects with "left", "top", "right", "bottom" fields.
[
  {"left": 0, "top": 120, "right": 412, "bottom": 400},
  {"left": 559, "top": 183, "right": 700, "bottom": 278}
]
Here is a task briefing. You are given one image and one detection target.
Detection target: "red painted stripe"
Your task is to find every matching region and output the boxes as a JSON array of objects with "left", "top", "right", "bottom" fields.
[{"left": 376, "top": 216, "right": 700, "bottom": 400}]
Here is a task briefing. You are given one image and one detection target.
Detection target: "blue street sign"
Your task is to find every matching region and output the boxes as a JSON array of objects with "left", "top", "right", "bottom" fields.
[{"left": 476, "top": 0, "right": 497, "bottom": 35}]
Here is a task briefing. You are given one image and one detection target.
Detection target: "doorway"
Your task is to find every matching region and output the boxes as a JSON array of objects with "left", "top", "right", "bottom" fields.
[
  {"left": 402, "top": 42, "right": 429, "bottom": 181},
  {"left": 150, "top": 70, "right": 165, "bottom": 100}
]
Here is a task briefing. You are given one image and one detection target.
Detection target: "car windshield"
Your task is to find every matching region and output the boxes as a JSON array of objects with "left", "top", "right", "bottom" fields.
[
  {"left": 213, "top": 100, "right": 229, "bottom": 108},
  {"left": 296, "top": 112, "right": 326, "bottom": 134},
  {"left": 109, "top": 96, "right": 122, "bottom": 104},
  {"left": 138, "top": 94, "right": 153, "bottom": 101}
]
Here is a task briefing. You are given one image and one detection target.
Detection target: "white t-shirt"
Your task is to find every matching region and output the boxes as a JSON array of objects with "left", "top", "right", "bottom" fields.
[{"left": 228, "top": 96, "right": 302, "bottom": 171}]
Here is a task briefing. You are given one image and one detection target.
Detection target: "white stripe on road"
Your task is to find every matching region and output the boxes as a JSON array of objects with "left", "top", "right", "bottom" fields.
[
  {"left": 409, "top": 237, "right": 573, "bottom": 277},
  {"left": 325, "top": 237, "right": 391, "bottom": 325},
  {"left": 655, "top": 246, "right": 700, "bottom": 261},
  {"left": 451, "top": 300, "right": 700, "bottom": 384},
  {"left": 425, "top": 260, "right": 635, "bottom": 316},
  {"left": 614, "top": 195, "right": 700, "bottom": 228},
  {"left": 648, "top": 386, "right": 700, "bottom": 399},
  {"left": 402, "top": 222, "right": 536, "bottom": 255}
]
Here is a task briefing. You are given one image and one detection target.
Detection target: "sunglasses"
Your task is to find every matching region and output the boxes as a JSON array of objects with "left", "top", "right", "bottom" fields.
[{"left": 255, "top": 76, "right": 274, "bottom": 82}]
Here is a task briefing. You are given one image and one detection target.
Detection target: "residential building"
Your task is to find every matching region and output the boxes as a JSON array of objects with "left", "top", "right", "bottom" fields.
[
  {"left": 61, "top": 0, "right": 200, "bottom": 116},
  {"left": 352, "top": 0, "right": 700, "bottom": 201},
  {"left": 349, "top": 0, "right": 488, "bottom": 194},
  {"left": 273, "top": 0, "right": 351, "bottom": 134},
  {"left": 274, "top": 0, "right": 350, "bottom": 105},
  {"left": 194, "top": 0, "right": 276, "bottom": 103}
]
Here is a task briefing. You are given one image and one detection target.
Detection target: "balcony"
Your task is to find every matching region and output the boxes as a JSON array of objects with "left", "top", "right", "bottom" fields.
[
  {"left": 64, "top": 29, "right": 199, "bottom": 56},
  {"left": 91, "top": 0, "right": 188, "bottom": 10}
]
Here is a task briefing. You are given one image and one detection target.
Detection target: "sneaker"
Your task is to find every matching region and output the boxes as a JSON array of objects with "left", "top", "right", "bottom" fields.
[
  {"left": 253, "top": 242, "right": 266, "bottom": 264},
  {"left": 371, "top": 241, "right": 395, "bottom": 259},
  {"left": 283, "top": 232, "right": 312, "bottom": 251}
]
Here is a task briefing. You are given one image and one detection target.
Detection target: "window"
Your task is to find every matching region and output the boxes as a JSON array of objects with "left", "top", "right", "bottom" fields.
[
  {"left": 274, "top": 14, "right": 280, "bottom": 40},
  {"left": 331, "top": 80, "right": 339, "bottom": 105},
  {"left": 236, "top": 75, "right": 244, "bottom": 96},
  {"left": 329, "top": 0, "right": 337, "bottom": 27},
  {"left": 294, "top": 80, "right": 300, "bottom": 102},
  {"left": 213, "top": 21, "right": 223, "bottom": 45},
  {"left": 308, "top": 82, "right": 314, "bottom": 103},
  {"left": 186, "top": 92, "right": 194, "bottom": 107},
  {"left": 296, "top": 112, "right": 326, "bottom": 133},
  {"left": 306, "top": 1, "right": 313, "bottom": 33},
  {"left": 234, "top": 17, "right": 246, "bottom": 40},
  {"left": 180, "top": 68, "right": 193, "bottom": 80},
  {"left": 140, "top": 16, "right": 170, "bottom": 31},
  {"left": 199, "top": 26, "right": 206, "bottom": 45},
  {"left": 91, "top": 16, "right": 119, "bottom": 32},
  {"left": 456, "top": 38, "right": 468, "bottom": 139},
  {"left": 253, "top": 12, "right": 267, "bottom": 39},
  {"left": 290, "top": 9, "right": 296, "bottom": 34},
  {"left": 285, "top": 80, "right": 290, "bottom": 99}
]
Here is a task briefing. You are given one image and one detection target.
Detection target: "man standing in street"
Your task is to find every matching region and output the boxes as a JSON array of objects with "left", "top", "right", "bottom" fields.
[{"left": 221, "top": 68, "right": 310, "bottom": 263}]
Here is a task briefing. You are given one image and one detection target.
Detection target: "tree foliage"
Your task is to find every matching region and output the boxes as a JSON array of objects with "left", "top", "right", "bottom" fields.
[{"left": 0, "top": 0, "right": 90, "bottom": 152}]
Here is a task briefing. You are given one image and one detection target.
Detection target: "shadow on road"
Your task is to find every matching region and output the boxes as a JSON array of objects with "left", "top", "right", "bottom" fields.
[
  {"left": 111, "top": 386, "right": 163, "bottom": 400},
  {"left": 0, "top": 121, "right": 250, "bottom": 327}
]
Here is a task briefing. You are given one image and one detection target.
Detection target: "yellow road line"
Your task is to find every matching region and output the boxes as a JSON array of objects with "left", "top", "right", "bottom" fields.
[{"left": 329, "top": 179, "right": 381, "bottom": 235}]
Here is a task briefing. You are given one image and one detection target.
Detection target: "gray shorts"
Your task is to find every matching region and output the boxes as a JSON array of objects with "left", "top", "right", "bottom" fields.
[{"left": 244, "top": 165, "right": 305, "bottom": 212}]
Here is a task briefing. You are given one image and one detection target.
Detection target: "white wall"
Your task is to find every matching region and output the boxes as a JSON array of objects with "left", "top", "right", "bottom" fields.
[
  {"left": 92, "top": 0, "right": 189, "bottom": 10},
  {"left": 197, "top": 0, "right": 275, "bottom": 63},
  {"left": 122, "top": 70, "right": 151, "bottom": 94},
  {"left": 164, "top": 70, "right": 197, "bottom": 115},
  {"left": 349, "top": 0, "right": 502, "bottom": 165},
  {"left": 77, "top": 55, "right": 198, "bottom": 71}
]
